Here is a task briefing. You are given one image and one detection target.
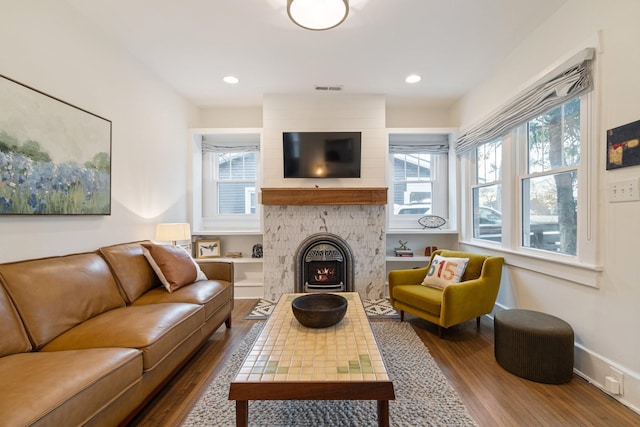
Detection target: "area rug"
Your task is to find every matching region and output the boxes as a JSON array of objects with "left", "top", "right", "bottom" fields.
[
  {"left": 244, "top": 297, "right": 399, "bottom": 320},
  {"left": 182, "top": 321, "right": 478, "bottom": 426}
]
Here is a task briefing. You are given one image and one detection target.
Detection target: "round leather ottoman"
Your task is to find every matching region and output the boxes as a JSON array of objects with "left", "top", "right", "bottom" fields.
[{"left": 494, "top": 309, "right": 574, "bottom": 384}]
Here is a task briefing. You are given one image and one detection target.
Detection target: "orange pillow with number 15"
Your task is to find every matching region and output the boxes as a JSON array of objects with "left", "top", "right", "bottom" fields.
[{"left": 421, "top": 255, "right": 470, "bottom": 289}]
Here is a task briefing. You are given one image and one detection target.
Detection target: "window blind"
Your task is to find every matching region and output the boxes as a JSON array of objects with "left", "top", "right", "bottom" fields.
[
  {"left": 389, "top": 133, "right": 449, "bottom": 154},
  {"left": 455, "top": 48, "right": 595, "bottom": 154},
  {"left": 201, "top": 133, "right": 260, "bottom": 153}
]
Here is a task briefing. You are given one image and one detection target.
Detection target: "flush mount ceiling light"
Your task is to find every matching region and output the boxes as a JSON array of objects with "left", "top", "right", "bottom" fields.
[
  {"left": 287, "top": 0, "right": 349, "bottom": 31},
  {"left": 223, "top": 75, "right": 239, "bottom": 84},
  {"left": 405, "top": 74, "right": 422, "bottom": 84}
]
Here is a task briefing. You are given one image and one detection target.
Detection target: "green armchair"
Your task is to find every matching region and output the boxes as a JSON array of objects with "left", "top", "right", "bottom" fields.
[{"left": 388, "top": 249, "right": 504, "bottom": 337}]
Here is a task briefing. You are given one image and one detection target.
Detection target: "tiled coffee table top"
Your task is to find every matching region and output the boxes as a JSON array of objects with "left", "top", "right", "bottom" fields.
[{"left": 234, "top": 292, "right": 389, "bottom": 383}]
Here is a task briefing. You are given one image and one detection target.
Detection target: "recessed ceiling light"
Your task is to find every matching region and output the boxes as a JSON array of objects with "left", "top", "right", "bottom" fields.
[
  {"left": 405, "top": 74, "right": 421, "bottom": 84},
  {"left": 223, "top": 76, "right": 239, "bottom": 84}
]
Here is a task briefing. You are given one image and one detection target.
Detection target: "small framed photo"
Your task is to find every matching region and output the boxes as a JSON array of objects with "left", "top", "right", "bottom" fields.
[{"left": 196, "top": 239, "right": 221, "bottom": 259}]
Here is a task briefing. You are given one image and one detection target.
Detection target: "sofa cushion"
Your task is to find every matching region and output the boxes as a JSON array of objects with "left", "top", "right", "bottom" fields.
[
  {"left": 392, "top": 284, "right": 442, "bottom": 316},
  {"left": 421, "top": 254, "right": 469, "bottom": 289},
  {"left": 0, "top": 252, "right": 126, "bottom": 349},
  {"left": 0, "top": 285, "right": 32, "bottom": 356},
  {"left": 132, "top": 279, "right": 232, "bottom": 322},
  {"left": 141, "top": 243, "right": 207, "bottom": 292},
  {"left": 99, "top": 241, "right": 162, "bottom": 304},
  {"left": 0, "top": 348, "right": 141, "bottom": 427},
  {"left": 41, "top": 303, "right": 205, "bottom": 371}
]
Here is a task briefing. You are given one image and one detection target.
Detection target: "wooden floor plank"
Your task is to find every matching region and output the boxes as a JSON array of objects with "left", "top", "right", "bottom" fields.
[{"left": 129, "top": 300, "right": 640, "bottom": 427}]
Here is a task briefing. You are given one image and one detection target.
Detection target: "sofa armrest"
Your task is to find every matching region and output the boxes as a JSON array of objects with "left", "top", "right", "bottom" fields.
[{"left": 196, "top": 261, "right": 234, "bottom": 283}]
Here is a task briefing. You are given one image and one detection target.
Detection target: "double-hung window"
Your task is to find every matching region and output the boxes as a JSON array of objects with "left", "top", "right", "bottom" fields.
[
  {"left": 522, "top": 98, "right": 580, "bottom": 255},
  {"left": 458, "top": 48, "right": 597, "bottom": 274},
  {"left": 388, "top": 132, "right": 450, "bottom": 229},
  {"left": 194, "top": 131, "right": 261, "bottom": 231},
  {"left": 472, "top": 139, "right": 502, "bottom": 242}
]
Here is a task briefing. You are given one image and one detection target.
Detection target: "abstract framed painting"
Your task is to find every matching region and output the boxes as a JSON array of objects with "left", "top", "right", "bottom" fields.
[
  {"left": 0, "top": 74, "right": 111, "bottom": 215},
  {"left": 606, "top": 119, "right": 640, "bottom": 170}
]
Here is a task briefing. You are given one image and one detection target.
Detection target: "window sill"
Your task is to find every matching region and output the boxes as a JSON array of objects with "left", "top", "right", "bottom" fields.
[{"left": 459, "top": 240, "right": 602, "bottom": 288}]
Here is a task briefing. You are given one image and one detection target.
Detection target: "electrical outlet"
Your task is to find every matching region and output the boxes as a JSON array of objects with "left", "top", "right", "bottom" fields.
[
  {"left": 609, "top": 178, "right": 640, "bottom": 202},
  {"left": 606, "top": 367, "right": 624, "bottom": 395}
]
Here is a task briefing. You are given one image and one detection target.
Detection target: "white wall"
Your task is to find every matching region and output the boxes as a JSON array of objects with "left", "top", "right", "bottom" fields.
[
  {"left": 453, "top": 0, "right": 640, "bottom": 412},
  {"left": 262, "top": 93, "right": 388, "bottom": 187},
  {"left": 0, "top": 0, "right": 198, "bottom": 262}
]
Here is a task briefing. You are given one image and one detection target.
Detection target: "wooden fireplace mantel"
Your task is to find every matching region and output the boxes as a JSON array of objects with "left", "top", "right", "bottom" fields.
[{"left": 260, "top": 187, "right": 387, "bottom": 206}]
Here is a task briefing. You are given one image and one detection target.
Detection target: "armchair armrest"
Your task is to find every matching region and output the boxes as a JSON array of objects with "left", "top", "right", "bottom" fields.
[
  {"left": 440, "top": 256, "right": 503, "bottom": 328},
  {"left": 388, "top": 266, "right": 428, "bottom": 304}
]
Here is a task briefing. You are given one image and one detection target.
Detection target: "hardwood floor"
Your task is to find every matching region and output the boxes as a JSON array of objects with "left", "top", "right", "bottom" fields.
[{"left": 129, "top": 299, "right": 640, "bottom": 427}]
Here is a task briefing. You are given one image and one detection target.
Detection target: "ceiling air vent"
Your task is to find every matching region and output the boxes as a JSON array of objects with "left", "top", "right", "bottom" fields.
[{"left": 315, "top": 85, "right": 343, "bottom": 91}]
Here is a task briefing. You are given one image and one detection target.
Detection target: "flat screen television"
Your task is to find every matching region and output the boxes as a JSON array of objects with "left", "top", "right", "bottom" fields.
[{"left": 283, "top": 131, "right": 362, "bottom": 178}]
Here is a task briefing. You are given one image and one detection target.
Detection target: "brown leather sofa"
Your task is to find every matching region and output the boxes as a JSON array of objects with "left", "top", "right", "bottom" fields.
[{"left": 0, "top": 241, "right": 234, "bottom": 427}]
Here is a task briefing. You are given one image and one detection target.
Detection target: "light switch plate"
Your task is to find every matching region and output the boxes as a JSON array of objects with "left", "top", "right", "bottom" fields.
[{"left": 608, "top": 178, "right": 640, "bottom": 202}]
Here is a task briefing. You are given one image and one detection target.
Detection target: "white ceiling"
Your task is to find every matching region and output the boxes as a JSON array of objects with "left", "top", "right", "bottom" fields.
[{"left": 64, "top": 0, "right": 566, "bottom": 108}]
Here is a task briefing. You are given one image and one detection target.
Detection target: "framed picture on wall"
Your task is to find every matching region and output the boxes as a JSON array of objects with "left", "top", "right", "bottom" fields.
[
  {"left": 0, "top": 74, "right": 112, "bottom": 215},
  {"left": 196, "top": 239, "right": 221, "bottom": 259},
  {"left": 606, "top": 119, "right": 640, "bottom": 170}
]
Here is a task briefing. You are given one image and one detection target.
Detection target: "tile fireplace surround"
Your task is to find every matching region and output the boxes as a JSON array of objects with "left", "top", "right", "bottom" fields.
[{"left": 262, "top": 204, "right": 386, "bottom": 301}]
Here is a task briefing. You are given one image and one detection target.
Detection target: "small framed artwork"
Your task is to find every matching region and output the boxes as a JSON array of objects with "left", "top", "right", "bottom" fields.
[
  {"left": 196, "top": 239, "right": 221, "bottom": 259},
  {"left": 606, "top": 119, "right": 640, "bottom": 170}
]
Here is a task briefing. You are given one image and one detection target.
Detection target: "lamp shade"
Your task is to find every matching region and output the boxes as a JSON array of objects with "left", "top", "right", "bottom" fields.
[
  {"left": 155, "top": 223, "right": 191, "bottom": 244},
  {"left": 287, "top": 0, "right": 349, "bottom": 31}
]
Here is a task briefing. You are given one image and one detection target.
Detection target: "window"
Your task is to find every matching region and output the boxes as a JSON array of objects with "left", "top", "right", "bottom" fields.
[
  {"left": 472, "top": 139, "right": 502, "bottom": 242},
  {"left": 193, "top": 131, "right": 261, "bottom": 232},
  {"left": 466, "top": 95, "right": 590, "bottom": 259},
  {"left": 522, "top": 98, "right": 580, "bottom": 255},
  {"left": 392, "top": 153, "right": 434, "bottom": 216},
  {"left": 203, "top": 151, "right": 257, "bottom": 215},
  {"left": 388, "top": 132, "right": 450, "bottom": 229}
]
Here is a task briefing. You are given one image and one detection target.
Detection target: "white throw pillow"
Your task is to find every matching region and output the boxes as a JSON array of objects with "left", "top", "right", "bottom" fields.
[{"left": 421, "top": 254, "right": 469, "bottom": 289}]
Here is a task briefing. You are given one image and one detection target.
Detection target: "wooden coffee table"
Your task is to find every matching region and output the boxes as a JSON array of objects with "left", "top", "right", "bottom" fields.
[{"left": 229, "top": 292, "right": 395, "bottom": 426}]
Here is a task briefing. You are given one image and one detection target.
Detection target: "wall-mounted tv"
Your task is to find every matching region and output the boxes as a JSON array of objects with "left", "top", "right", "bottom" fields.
[{"left": 283, "top": 131, "right": 362, "bottom": 178}]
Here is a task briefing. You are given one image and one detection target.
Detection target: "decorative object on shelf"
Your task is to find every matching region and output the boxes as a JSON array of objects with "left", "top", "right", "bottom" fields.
[
  {"left": 287, "top": 0, "right": 349, "bottom": 31},
  {"left": 252, "top": 243, "right": 263, "bottom": 258},
  {"left": 394, "top": 240, "right": 413, "bottom": 257},
  {"left": 424, "top": 246, "right": 438, "bottom": 256},
  {"left": 155, "top": 223, "right": 191, "bottom": 246},
  {"left": 225, "top": 252, "right": 242, "bottom": 258},
  {"left": 291, "top": 293, "right": 348, "bottom": 328},
  {"left": 0, "top": 74, "right": 112, "bottom": 215},
  {"left": 195, "top": 239, "right": 221, "bottom": 259},
  {"left": 418, "top": 215, "right": 447, "bottom": 229}
]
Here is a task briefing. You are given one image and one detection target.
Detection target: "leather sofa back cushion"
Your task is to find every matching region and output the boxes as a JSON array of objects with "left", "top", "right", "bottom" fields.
[
  {"left": 99, "top": 241, "right": 161, "bottom": 303},
  {"left": 0, "top": 253, "right": 125, "bottom": 349},
  {"left": 0, "top": 284, "right": 32, "bottom": 356}
]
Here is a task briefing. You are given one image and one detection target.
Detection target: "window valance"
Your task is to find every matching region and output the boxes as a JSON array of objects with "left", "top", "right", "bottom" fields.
[
  {"left": 389, "top": 133, "right": 449, "bottom": 154},
  {"left": 201, "top": 133, "right": 260, "bottom": 153},
  {"left": 455, "top": 48, "right": 595, "bottom": 154}
]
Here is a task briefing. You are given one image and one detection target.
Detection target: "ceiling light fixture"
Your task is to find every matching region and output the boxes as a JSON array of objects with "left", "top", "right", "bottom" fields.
[
  {"left": 223, "top": 76, "right": 239, "bottom": 84},
  {"left": 287, "top": 0, "right": 349, "bottom": 31},
  {"left": 405, "top": 74, "right": 422, "bottom": 84}
]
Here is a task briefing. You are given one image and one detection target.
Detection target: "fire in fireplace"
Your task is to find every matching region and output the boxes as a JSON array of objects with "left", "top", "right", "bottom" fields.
[{"left": 295, "top": 233, "right": 354, "bottom": 293}]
